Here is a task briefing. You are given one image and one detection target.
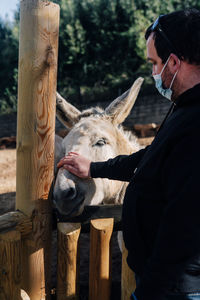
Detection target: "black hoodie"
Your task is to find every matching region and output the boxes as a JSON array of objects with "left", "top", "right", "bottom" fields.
[{"left": 90, "top": 84, "right": 200, "bottom": 300}]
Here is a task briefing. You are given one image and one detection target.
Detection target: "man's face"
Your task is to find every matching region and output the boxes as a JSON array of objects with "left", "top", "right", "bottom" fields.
[{"left": 146, "top": 33, "right": 173, "bottom": 90}]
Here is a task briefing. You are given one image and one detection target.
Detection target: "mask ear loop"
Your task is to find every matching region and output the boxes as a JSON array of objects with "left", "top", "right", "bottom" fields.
[
  {"left": 169, "top": 58, "right": 181, "bottom": 89},
  {"left": 160, "top": 55, "right": 171, "bottom": 76}
]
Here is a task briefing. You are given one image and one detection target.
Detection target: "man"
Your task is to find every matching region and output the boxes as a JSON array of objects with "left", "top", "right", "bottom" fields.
[{"left": 57, "top": 9, "right": 200, "bottom": 300}]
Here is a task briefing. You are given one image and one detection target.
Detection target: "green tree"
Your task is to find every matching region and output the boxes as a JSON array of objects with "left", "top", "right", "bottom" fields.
[
  {"left": 57, "top": 0, "right": 142, "bottom": 103},
  {"left": 0, "top": 9, "right": 19, "bottom": 113},
  {"left": 2, "top": 0, "right": 200, "bottom": 112}
]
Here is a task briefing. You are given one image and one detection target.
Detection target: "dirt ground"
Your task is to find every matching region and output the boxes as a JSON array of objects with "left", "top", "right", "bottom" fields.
[
  {"left": 0, "top": 149, "right": 16, "bottom": 193},
  {"left": 0, "top": 149, "right": 16, "bottom": 214}
]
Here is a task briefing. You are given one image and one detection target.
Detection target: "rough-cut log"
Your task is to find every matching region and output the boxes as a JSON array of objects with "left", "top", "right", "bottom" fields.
[
  {"left": 57, "top": 223, "right": 81, "bottom": 300},
  {"left": 16, "top": 0, "right": 60, "bottom": 299},
  {"left": 0, "top": 230, "right": 21, "bottom": 300},
  {"left": 0, "top": 211, "right": 32, "bottom": 237},
  {"left": 55, "top": 204, "right": 122, "bottom": 232},
  {"left": 89, "top": 218, "right": 114, "bottom": 300},
  {"left": 121, "top": 241, "right": 136, "bottom": 300}
]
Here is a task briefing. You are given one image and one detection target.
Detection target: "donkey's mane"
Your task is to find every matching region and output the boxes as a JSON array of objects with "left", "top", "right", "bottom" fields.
[{"left": 78, "top": 107, "right": 104, "bottom": 119}]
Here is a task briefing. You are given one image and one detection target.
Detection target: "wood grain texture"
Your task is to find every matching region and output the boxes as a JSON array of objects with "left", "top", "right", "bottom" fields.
[
  {"left": 16, "top": 0, "right": 59, "bottom": 215},
  {"left": 121, "top": 241, "right": 136, "bottom": 300},
  {"left": 57, "top": 223, "right": 81, "bottom": 300},
  {"left": 89, "top": 218, "right": 114, "bottom": 300},
  {"left": 16, "top": 1, "right": 60, "bottom": 299},
  {"left": 0, "top": 230, "right": 21, "bottom": 300}
]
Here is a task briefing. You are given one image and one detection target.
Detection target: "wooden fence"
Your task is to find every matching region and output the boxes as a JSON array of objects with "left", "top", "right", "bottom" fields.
[
  {"left": 56, "top": 204, "right": 136, "bottom": 300},
  {"left": 0, "top": 1, "right": 135, "bottom": 299},
  {"left": 0, "top": 206, "right": 136, "bottom": 300}
]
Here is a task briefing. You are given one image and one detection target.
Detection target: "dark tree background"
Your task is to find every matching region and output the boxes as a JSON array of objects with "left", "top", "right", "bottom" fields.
[{"left": 1, "top": 0, "right": 200, "bottom": 113}]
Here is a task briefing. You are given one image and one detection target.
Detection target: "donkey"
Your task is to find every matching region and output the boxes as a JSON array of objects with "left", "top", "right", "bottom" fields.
[{"left": 53, "top": 77, "right": 144, "bottom": 217}]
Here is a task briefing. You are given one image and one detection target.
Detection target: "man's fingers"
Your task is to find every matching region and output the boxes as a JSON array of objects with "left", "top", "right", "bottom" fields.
[
  {"left": 57, "top": 157, "right": 67, "bottom": 166},
  {"left": 68, "top": 152, "right": 79, "bottom": 156},
  {"left": 57, "top": 156, "right": 75, "bottom": 168},
  {"left": 63, "top": 164, "right": 79, "bottom": 176},
  {"left": 56, "top": 153, "right": 90, "bottom": 179},
  {"left": 57, "top": 159, "right": 67, "bottom": 167}
]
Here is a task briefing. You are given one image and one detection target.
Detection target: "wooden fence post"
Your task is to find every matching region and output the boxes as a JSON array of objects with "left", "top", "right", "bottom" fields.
[
  {"left": 16, "top": 0, "right": 60, "bottom": 299},
  {"left": 89, "top": 218, "right": 114, "bottom": 300},
  {"left": 121, "top": 241, "right": 136, "bottom": 300},
  {"left": 0, "top": 230, "right": 21, "bottom": 300},
  {"left": 57, "top": 223, "right": 81, "bottom": 300}
]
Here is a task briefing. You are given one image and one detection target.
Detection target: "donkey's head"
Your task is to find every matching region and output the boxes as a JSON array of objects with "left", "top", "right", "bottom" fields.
[{"left": 53, "top": 77, "right": 143, "bottom": 217}]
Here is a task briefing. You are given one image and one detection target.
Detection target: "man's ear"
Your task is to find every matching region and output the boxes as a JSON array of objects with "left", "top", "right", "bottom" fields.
[{"left": 169, "top": 53, "right": 181, "bottom": 72}]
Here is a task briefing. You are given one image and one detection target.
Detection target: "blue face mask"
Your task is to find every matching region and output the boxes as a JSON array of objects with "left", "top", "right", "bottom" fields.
[{"left": 153, "top": 55, "right": 180, "bottom": 100}]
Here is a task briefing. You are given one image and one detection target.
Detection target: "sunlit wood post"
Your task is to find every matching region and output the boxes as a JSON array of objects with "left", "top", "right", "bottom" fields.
[
  {"left": 57, "top": 223, "right": 81, "bottom": 300},
  {"left": 16, "top": 0, "right": 60, "bottom": 298},
  {"left": 89, "top": 218, "right": 114, "bottom": 300},
  {"left": 121, "top": 241, "right": 136, "bottom": 300}
]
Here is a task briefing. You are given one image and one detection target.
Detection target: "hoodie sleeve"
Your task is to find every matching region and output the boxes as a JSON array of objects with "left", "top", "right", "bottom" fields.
[{"left": 90, "top": 147, "right": 149, "bottom": 182}]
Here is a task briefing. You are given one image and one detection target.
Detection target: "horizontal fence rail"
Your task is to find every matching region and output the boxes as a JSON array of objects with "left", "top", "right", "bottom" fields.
[{"left": 55, "top": 204, "right": 122, "bottom": 232}]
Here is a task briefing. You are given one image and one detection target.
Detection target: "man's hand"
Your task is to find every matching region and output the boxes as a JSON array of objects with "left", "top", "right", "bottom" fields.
[{"left": 57, "top": 152, "right": 92, "bottom": 179}]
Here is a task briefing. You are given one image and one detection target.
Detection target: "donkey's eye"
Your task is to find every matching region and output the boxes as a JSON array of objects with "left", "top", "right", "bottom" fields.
[{"left": 93, "top": 138, "right": 107, "bottom": 147}]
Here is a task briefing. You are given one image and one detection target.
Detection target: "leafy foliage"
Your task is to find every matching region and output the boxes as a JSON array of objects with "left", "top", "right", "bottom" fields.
[
  {"left": 0, "top": 16, "right": 18, "bottom": 113},
  {"left": 1, "top": 0, "right": 200, "bottom": 112}
]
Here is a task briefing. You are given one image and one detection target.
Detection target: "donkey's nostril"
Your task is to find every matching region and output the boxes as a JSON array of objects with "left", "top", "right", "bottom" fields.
[
  {"left": 68, "top": 187, "right": 76, "bottom": 198},
  {"left": 64, "top": 187, "right": 76, "bottom": 200}
]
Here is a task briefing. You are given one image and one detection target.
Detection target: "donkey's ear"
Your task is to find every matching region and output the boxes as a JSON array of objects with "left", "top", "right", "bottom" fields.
[
  {"left": 56, "top": 92, "right": 81, "bottom": 128},
  {"left": 105, "top": 77, "right": 144, "bottom": 125}
]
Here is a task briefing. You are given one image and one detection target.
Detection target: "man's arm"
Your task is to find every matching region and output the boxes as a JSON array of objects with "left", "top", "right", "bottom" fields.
[{"left": 90, "top": 147, "right": 149, "bottom": 181}]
